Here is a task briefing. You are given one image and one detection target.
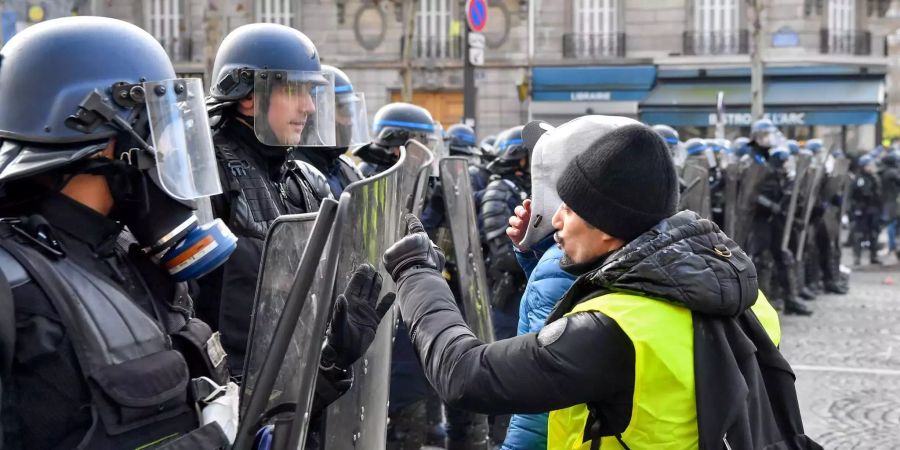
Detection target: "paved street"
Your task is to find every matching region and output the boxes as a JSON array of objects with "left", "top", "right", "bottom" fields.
[{"left": 780, "top": 260, "right": 900, "bottom": 448}]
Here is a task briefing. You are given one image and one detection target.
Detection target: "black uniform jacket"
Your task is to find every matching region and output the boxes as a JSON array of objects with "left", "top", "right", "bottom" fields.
[{"left": 396, "top": 211, "right": 819, "bottom": 449}]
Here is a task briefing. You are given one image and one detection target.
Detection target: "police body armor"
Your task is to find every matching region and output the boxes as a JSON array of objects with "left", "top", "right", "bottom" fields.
[
  {"left": 0, "top": 224, "right": 228, "bottom": 450},
  {"left": 479, "top": 176, "right": 528, "bottom": 309},
  {"left": 208, "top": 127, "right": 332, "bottom": 374}
]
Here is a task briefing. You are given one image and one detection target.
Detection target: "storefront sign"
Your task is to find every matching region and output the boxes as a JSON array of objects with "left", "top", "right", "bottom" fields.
[
  {"left": 570, "top": 91, "right": 612, "bottom": 101},
  {"left": 708, "top": 112, "right": 807, "bottom": 126}
]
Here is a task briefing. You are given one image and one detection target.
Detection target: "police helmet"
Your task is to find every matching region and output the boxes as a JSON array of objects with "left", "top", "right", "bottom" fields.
[
  {"left": 769, "top": 146, "right": 790, "bottom": 163},
  {"left": 0, "top": 16, "right": 218, "bottom": 201},
  {"left": 353, "top": 102, "right": 440, "bottom": 165},
  {"left": 651, "top": 124, "right": 680, "bottom": 148},
  {"left": 805, "top": 139, "right": 824, "bottom": 154},
  {"left": 684, "top": 138, "right": 708, "bottom": 156},
  {"left": 487, "top": 125, "right": 528, "bottom": 175},
  {"left": 445, "top": 123, "right": 482, "bottom": 157},
  {"left": 321, "top": 65, "right": 369, "bottom": 149},
  {"left": 731, "top": 137, "right": 751, "bottom": 157},
  {"left": 859, "top": 154, "right": 875, "bottom": 167},
  {"left": 785, "top": 139, "right": 800, "bottom": 155},
  {"left": 209, "top": 23, "right": 335, "bottom": 147},
  {"left": 750, "top": 119, "right": 780, "bottom": 149}
]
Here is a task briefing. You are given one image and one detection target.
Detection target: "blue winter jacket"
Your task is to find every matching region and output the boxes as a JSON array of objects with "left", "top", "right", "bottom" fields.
[{"left": 500, "top": 235, "right": 576, "bottom": 450}]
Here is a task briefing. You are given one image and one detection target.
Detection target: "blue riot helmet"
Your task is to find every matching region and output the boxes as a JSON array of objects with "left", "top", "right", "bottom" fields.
[
  {"left": 769, "top": 146, "right": 791, "bottom": 167},
  {"left": 684, "top": 138, "right": 708, "bottom": 156},
  {"left": 805, "top": 138, "right": 824, "bottom": 154},
  {"left": 0, "top": 17, "right": 236, "bottom": 280},
  {"left": 859, "top": 154, "right": 876, "bottom": 168},
  {"left": 750, "top": 119, "right": 780, "bottom": 149},
  {"left": 731, "top": 137, "right": 751, "bottom": 157},
  {"left": 488, "top": 125, "right": 528, "bottom": 175},
  {"left": 353, "top": 102, "right": 442, "bottom": 166},
  {"left": 652, "top": 124, "right": 680, "bottom": 149},
  {"left": 446, "top": 123, "right": 483, "bottom": 166},
  {"left": 320, "top": 65, "right": 369, "bottom": 151},
  {"left": 785, "top": 139, "right": 800, "bottom": 155},
  {"left": 209, "top": 23, "right": 336, "bottom": 147}
]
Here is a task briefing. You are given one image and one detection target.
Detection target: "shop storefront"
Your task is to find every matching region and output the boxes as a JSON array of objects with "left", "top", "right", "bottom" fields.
[
  {"left": 640, "top": 66, "right": 886, "bottom": 151},
  {"left": 529, "top": 65, "right": 656, "bottom": 125}
]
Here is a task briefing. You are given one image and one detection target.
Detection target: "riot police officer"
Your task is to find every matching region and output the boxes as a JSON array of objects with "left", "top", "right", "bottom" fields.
[
  {"left": 295, "top": 65, "right": 366, "bottom": 196},
  {"left": 651, "top": 124, "right": 686, "bottom": 167},
  {"left": 355, "top": 102, "right": 442, "bottom": 177},
  {"left": 0, "top": 17, "right": 237, "bottom": 448},
  {"left": 446, "top": 123, "right": 491, "bottom": 195},
  {"left": 851, "top": 154, "right": 883, "bottom": 266},
  {"left": 199, "top": 23, "right": 340, "bottom": 376},
  {"left": 480, "top": 125, "right": 531, "bottom": 341},
  {"left": 745, "top": 120, "right": 812, "bottom": 316}
]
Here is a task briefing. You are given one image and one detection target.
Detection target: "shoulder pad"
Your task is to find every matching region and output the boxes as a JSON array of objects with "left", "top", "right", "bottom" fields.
[{"left": 0, "top": 245, "right": 30, "bottom": 289}]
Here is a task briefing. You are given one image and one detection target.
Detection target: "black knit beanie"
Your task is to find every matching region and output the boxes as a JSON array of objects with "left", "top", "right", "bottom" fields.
[{"left": 556, "top": 123, "right": 679, "bottom": 242}]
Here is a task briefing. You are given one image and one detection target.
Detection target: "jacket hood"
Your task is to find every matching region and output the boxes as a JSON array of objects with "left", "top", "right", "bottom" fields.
[{"left": 583, "top": 210, "right": 758, "bottom": 317}]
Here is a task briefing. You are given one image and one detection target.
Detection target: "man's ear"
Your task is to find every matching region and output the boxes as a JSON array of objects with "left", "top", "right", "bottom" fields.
[{"left": 238, "top": 94, "right": 254, "bottom": 116}]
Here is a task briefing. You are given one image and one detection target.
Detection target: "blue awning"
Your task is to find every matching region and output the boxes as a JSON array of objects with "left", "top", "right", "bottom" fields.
[
  {"left": 641, "top": 78, "right": 884, "bottom": 126},
  {"left": 532, "top": 66, "right": 656, "bottom": 102}
]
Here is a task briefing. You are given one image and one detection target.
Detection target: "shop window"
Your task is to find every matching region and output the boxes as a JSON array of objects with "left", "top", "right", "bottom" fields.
[
  {"left": 567, "top": 0, "right": 621, "bottom": 58},
  {"left": 146, "top": 0, "right": 187, "bottom": 61},
  {"left": 257, "top": 0, "right": 294, "bottom": 27}
]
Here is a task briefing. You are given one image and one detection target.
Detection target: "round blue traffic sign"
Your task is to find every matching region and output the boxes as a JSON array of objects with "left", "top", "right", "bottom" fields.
[{"left": 466, "top": 0, "right": 488, "bottom": 32}]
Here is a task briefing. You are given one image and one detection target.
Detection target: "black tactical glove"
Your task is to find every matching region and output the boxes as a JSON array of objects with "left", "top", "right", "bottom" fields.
[
  {"left": 383, "top": 214, "right": 446, "bottom": 284},
  {"left": 322, "top": 263, "right": 396, "bottom": 370}
]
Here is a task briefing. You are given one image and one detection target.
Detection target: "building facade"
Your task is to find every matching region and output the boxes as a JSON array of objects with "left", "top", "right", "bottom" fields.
[{"left": 1, "top": 0, "right": 896, "bottom": 150}]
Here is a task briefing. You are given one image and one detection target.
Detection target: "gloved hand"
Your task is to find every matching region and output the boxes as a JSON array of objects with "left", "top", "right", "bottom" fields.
[
  {"left": 322, "top": 263, "right": 395, "bottom": 370},
  {"left": 383, "top": 214, "right": 446, "bottom": 284}
]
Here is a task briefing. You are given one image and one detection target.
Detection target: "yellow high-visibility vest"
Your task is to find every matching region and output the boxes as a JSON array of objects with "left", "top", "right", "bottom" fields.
[{"left": 547, "top": 291, "right": 779, "bottom": 449}]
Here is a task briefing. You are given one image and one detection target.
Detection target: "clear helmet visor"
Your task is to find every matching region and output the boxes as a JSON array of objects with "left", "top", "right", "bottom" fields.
[
  {"left": 335, "top": 90, "right": 369, "bottom": 148},
  {"left": 144, "top": 78, "right": 221, "bottom": 200},
  {"left": 253, "top": 70, "right": 335, "bottom": 147}
]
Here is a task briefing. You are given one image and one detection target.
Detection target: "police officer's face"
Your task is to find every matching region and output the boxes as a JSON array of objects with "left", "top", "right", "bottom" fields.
[
  {"left": 268, "top": 82, "right": 317, "bottom": 145},
  {"left": 551, "top": 203, "right": 624, "bottom": 265}
]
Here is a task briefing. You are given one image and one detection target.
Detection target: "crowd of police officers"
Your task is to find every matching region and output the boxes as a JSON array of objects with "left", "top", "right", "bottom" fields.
[{"left": 0, "top": 14, "right": 888, "bottom": 450}]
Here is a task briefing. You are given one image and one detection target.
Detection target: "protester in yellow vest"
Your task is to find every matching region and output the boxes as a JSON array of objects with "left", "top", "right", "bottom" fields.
[{"left": 383, "top": 123, "right": 821, "bottom": 450}]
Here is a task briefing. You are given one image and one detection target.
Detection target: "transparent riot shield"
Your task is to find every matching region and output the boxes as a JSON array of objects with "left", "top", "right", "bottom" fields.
[
  {"left": 795, "top": 159, "right": 826, "bottom": 260},
  {"left": 321, "top": 142, "right": 430, "bottom": 450},
  {"left": 733, "top": 162, "right": 768, "bottom": 248},
  {"left": 723, "top": 164, "right": 742, "bottom": 238},
  {"left": 439, "top": 157, "right": 494, "bottom": 342},
  {"left": 828, "top": 159, "right": 853, "bottom": 248},
  {"left": 234, "top": 200, "right": 340, "bottom": 450},
  {"left": 781, "top": 154, "right": 812, "bottom": 252},
  {"left": 402, "top": 139, "right": 436, "bottom": 218},
  {"left": 680, "top": 162, "right": 711, "bottom": 218}
]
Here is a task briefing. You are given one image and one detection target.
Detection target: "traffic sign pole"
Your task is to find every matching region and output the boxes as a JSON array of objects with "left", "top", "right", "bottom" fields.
[{"left": 463, "top": 0, "right": 487, "bottom": 131}]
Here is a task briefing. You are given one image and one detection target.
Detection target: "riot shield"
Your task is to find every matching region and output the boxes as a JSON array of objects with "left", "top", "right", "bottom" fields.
[
  {"left": 796, "top": 159, "right": 826, "bottom": 260},
  {"left": 781, "top": 154, "right": 812, "bottom": 252},
  {"left": 733, "top": 162, "right": 768, "bottom": 248},
  {"left": 321, "top": 141, "right": 431, "bottom": 450},
  {"left": 439, "top": 157, "right": 494, "bottom": 342},
  {"left": 403, "top": 139, "right": 436, "bottom": 217},
  {"left": 723, "top": 164, "right": 741, "bottom": 237},
  {"left": 234, "top": 201, "right": 340, "bottom": 450},
  {"left": 680, "top": 161, "right": 711, "bottom": 218}
]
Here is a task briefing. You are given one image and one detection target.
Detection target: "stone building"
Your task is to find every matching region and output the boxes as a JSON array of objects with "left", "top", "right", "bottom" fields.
[{"left": 2, "top": 0, "right": 896, "bottom": 149}]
